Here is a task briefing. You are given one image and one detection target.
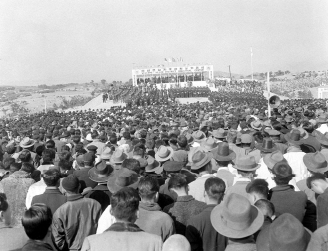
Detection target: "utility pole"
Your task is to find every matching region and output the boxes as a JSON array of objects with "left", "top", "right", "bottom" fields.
[{"left": 229, "top": 65, "right": 232, "bottom": 83}]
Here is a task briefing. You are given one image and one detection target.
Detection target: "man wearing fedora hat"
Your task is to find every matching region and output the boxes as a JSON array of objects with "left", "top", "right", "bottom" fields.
[
  {"left": 81, "top": 188, "right": 162, "bottom": 251},
  {"left": 188, "top": 151, "right": 214, "bottom": 203},
  {"left": 296, "top": 152, "right": 328, "bottom": 205},
  {"left": 269, "top": 162, "right": 307, "bottom": 223},
  {"left": 256, "top": 213, "right": 311, "bottom": 251},
  {"left": 73, "top": 152, "right": 98, "bottom": 192},
  {"left": 186, "top": 177, "right": 227, "bottom": 251},
  {"left": 306, "top": 173, "right": 328, "bottom": 229},
  {"left": 159, "top": 161, "right": 184, "bottom": 202},
  {"left": 84, "top": 160, "right": 114, "bottom": 211},
  {"left": 226, "top": 156, "right": 260, "bottom": 200},
  {"left": 163, "top": 174, "right": 206, "bottom": 235},
  {"left": 135, "top": 176, "right": 175, "bottom": 241},
  {"left": 213, "top": 142, "right": 236, "bottom": 188},
  {"left": 283, "top": 129, "right": 309, "bottom": 182},
  {"left": 52, "top": 175, "right": 102, "bottom": 251},
  {"left": 210, "top": 193, "right": 264, "bottom": 251}
]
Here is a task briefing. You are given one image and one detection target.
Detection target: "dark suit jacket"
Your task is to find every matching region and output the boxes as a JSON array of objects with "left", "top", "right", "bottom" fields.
[
  {"left": 317, "top": 187, "right": 328, "bottom": 228},
  {"left": 186, "top": 204, "right": 227, "bottom": 251},
  {"left": 84, "top": 184, "right": 112, "bottom": 212},
  {"left": 31, "top": 188, "right": 67, "bottom": 214},
  {"left": 73, "top": 168, "right": 98, "bottom": 191}
]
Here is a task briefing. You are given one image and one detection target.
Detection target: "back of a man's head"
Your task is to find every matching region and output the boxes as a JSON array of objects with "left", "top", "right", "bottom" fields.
[
  {"left": 42, "top": 149, "right": 56, "bottom": 163},
  {"left": 204, "top": 177, "right": 226, "bottom": 203},
  {"left": 163, "top": 234, "right": 191, "bottom": 251},
  {"left": 254, "top": 199, "right": 275, "bottom": 218},
  {"left": 43, "top": 169, "right": 61, "bottom": 187},
  {"left": 22, "top": 203, "right": 52, "bottom": 241},
  {"left": 168, "top": 174, "right": 188, "bottom": 190},
  {"left": 138, "top": 176, "right": 159, "bottom": 201},
  {"left": 110, "top": 187, "right": 139, "bottom": 222},
  {"left": 246, "top": 179, "right": 269, "bottom": 200}
]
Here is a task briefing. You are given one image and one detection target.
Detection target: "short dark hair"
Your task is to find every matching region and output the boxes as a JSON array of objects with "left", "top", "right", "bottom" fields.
[
  {"left": 122, "top": 159, "right": 141, "bottom": 174},
  {"left": 0, "top": 193, "right": 8, "bottom": 212},
  {"left": 246, "top": 179, "right": 269, "bottom": 199},
  {"left": 168, "top": 174, "right": 188, "bottom": 190},
  {"left": 140, "top": 130, "right": 147, "bottom": 139},
  {"left": 19, "top": 150, "right": 31, "bottom": 163},
  {"left": 177, "top": 135, "right": 187, "bottom": 148},
  {"left": 3, "top": 158, "right": 15, "bottom": 170},
  {"left": 111, "top": 187, "right": 139, "bottom": 221},
  {"left": 109, "top": 136, "right": 117, "bottom": 144},
  {"left": 57, "top": 159, "right": 72, "bottom": 171},
  {"left": 43, "top": 169, "right": 61, "bottom": 186},
  {"left": 123, "top": 131, "right": 130, "bottom": 139},
  {"left": 204, "top": 177, "right": 225, "bottom": 202},
  {"left": 272, "top": 162, "right": 294, "bottom": 185},
  {"left": 35, "top": 145, "right": 46, "bottom": 156},
  {"left": 138, "top": 176, "right": 159, "bottom": 200},
  {"left": 21, "top": 162, "right": 35, "bottom": 174},
  {"left": 306, "top": 173, "right": 327, "bottom": 189},
  {"left": 22, "top": 203, "right": 52, "bottom": 240},
  {"left": 42, "top": 149, "right": 55, "bottom": 163},
  {"left": 254, "top": 199, "right": 275, "bottom": 216},
  {"left": 45, "top": 140, "right": 55, "bottom": 149},
  {"left": 10, "top": 162, "right": 22, "bottom": 173}
]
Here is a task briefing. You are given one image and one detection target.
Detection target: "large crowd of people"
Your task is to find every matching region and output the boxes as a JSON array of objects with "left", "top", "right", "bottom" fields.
[{"left": 1, "top": 82, "right": 328, "bottom": 251}]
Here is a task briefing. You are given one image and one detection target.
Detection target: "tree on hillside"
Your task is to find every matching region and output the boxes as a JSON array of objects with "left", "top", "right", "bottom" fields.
[{"left": 101, "top": 79, "right": 107, "bottom": 85}]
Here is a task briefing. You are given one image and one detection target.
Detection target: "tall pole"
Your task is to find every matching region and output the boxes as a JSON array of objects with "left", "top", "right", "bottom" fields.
[
  {"left": 251, "top": 47, "right": 254, "bottom": 81},
  {"left": 44, "top": 98, "right": 47, "bottom": 113},
  {"left": 267, "top": 72, "right": 271, "bottom": 117},
  {"left": 228, "top": 65, "right": 232, "bottom": 83}
]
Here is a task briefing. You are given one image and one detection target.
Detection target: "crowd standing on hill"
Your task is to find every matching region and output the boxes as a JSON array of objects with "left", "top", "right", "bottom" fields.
[{"left": 2, "top": 82, "right": 328, "bottom": 250}]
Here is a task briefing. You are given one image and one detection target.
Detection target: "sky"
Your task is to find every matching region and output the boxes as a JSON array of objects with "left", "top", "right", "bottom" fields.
[{"left": 0, "top": 0, "right": 327, "bottom": 86}]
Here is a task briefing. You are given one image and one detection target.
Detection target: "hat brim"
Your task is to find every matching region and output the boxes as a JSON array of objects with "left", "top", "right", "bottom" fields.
[
  {"left": 19, "top": 141, "right": 35, "bottom": 148},
  {"left": 191, "top": 153, "right": 213, "bottom": 170},
  {"left": 284, "top": 134, "right": 303, "bottom": 146},
  {"left": 88, "top": 168, "right": 114, "bottom": 183},
  {"left": 107, "top": 173, "right": 140, "bottom": 193},
  {"left": 155, "top": 147, "right": 174, "bottom": 162},
  {"left": 145, "top": 161, "right": 162, "bottom": 174},
  {"left": 256, "top": 145, "right": 277, "bottom": 153},
  {"left": 256, "top": 218, "right": 311, "bottom": 251},
  {"left": 211, "top": 203, "right": 264, "bottom": 238},
  {"left": 233, "top": 164, "right": 260, "bottom": 172},
  {"left": 303, "top": 155, "right": 328, "bottom": 173},
  {"left": 212, "top": 148, "right": 236, "bottom": 161}
]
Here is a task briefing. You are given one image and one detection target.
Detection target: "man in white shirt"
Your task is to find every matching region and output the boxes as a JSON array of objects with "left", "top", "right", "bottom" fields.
[
  {"left": 188, "top": 151, "right": 214, "bottom": 202},
  {"left": 283, "top": 129, "right": 308, "bottom": 182}
]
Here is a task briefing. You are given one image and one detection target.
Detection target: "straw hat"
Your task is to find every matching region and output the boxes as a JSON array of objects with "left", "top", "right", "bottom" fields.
[
  {"left": 19, "top": 137, "right": 35, "bottom": 148},
  {"left": 155, "top": 145, "right": 174, "bottom": 162}
]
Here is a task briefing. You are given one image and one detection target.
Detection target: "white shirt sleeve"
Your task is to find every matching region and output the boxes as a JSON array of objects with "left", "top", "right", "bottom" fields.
[{"left": 96, "top": 205, "right": 116, "bottom": 234}]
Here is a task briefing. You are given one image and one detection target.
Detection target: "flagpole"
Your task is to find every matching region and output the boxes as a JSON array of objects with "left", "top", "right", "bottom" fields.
[
  {"left": 267, "top": 72, "right": 271, "bottom": 117},
  {"left": 44, "top": 98, "right": 47, "bottom": 113},
  {"left": 251, "top": 47, "right": 254, "bottom": 81}
]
